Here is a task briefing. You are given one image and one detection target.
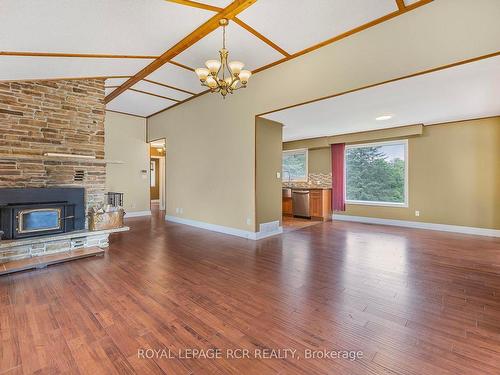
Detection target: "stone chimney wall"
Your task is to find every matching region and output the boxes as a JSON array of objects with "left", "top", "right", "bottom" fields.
[{"left": 0, "top": 79, "right": 106, "bottom": 209}]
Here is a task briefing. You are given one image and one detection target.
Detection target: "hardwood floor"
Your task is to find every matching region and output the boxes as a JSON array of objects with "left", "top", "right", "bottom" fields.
[
  {"left": 282, "top": 215, "right": 322, "bottom": 233},
  {"left": 1, "top": 211, "right": 499, "bottom": 374}
]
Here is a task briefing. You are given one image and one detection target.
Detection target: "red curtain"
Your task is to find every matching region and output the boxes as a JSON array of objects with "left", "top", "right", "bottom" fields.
[{"left": 331, "top": 143, "right": 346, "bottom": 211}]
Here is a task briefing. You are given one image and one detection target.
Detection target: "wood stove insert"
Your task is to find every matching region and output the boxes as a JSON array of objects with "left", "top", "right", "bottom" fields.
[{"left": 0, "top": 188, "right": 85, "bottom": 240}]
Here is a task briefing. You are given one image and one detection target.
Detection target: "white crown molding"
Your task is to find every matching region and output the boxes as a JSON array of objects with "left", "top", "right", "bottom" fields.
[
  {"left": 124, "top": 210, "right": 152, "bottom": 218},
  {"left": 165, "top": 215, "right": 282, "bottom": 240},
  {"left": 333, "top": 214, "right": 500, "bottom": 237}
]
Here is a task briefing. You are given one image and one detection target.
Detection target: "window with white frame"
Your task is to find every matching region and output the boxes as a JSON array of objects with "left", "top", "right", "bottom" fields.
[
  {"left": 345, "top": 140, "right": 408, "bottom": 206},
  {"left": 282, "top": 148, "right": 308, "bottom": 182}
]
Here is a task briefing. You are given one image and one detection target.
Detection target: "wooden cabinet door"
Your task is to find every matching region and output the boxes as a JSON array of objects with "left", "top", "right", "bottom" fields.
[
  {"left": 309, "top": 191, "right": 322, "bottom": 217},
  {"left": 282, "top": 198, "right": 293, "bottom": 215}
]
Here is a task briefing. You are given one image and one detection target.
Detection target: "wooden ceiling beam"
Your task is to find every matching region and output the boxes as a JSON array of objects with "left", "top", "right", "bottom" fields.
[
  {"left": 252, "top": 0, "right": 434, "bottom": 74},
  {"left": 168, "top": 60, "right": 195, "bottom": 72},
  {"left": 256, "top": 51, "right": 500, "bottom": 117},
  {"left": 148, "top": 0, "right": 434, "bottom": 117},
  {"left": 395, "top": 0, "right": 406, "bottom": 10},
  {"left": 148, "top": 89, "right": 209, "bottom": 117},
  {"left": 165, "top": 0, "right": 222, "bottom": 12},
  {"left": 106, "top": 109, "right": 146, "bottom": 118},
  {"left": 142, "top": 79, "right": 196, "bottom": 95},
  {"left": 105, "top": 0, "right": 257, "bottom": 103},
  {"left": 109, "top": 80, "right": 195, "bottom": 96},
  {"left": 0, "top": 75, "right": 131, "bottom": 83},
  {"left": 232, "top": 17, "right": 290, "bottom": 56},
  {"left": 129, "top": 88, "right": 181, "bottom": 102},
  {"left": 0, "top": 51, "right": 157, "bottom": 59},
  {"left": 0, "top": 51, "right": 195, "bottom": 71}
]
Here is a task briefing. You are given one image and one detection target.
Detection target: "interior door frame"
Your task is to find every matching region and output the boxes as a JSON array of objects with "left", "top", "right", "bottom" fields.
[{"left": 150, "top": 155, "right": 165, "bottom": 210}]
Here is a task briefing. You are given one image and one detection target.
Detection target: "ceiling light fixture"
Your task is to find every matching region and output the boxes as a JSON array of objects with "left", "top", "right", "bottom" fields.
[
  {"left": 195, "top": 19, "right": 252, "bottom": 98},
  {"left": 375, "top": 115, "right": 393, "bottom": 121}
]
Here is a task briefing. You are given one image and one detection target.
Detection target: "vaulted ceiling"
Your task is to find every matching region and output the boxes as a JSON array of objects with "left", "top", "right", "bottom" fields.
[{"left": 0, "top": 0, "right": 432, "bottom": 117}]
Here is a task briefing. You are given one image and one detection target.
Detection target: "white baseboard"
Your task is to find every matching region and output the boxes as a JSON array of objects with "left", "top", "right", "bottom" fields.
[
  {"left": 124, "top": 210, "right": 152, "bottom": 218},
  {"left": 165, "top": 215, "right": 282, "bottom": 240},
  {"left": 254, "top": 226, "right": 283, "bottom": 240},
  {"left": 333, "top": 214, "right": 500, "bottom": 237}
]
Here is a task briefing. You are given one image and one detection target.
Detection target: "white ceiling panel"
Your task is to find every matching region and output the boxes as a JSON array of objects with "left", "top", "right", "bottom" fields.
[
  {"left": 404, "top": 0, "right": 421, "bottom": 5},
  {"left": 0, "top": 0, "right": 212, "bottom": 55},
  {"left": 175, "top": 22, "right": 285, "bottom": 71},
  {"left": 0, "top": 56, "right": 151, "bottom": 81},
  {"left": 105, "top": 77, "right": 130, "bottom": 86},
  {"left": 106, "top": 90, "right": 176, "bottom": 117},
  {"left": 146, "top": 64, "right": 206, "bottom": 94},
  {"left": 238, "top": 0, "right": 398, "bottom": 54},
  {"left": 264, "top": 56, "right": 500, "bottom": 141},
  {"left": 105, "top": 88, "right": 116, "bottom": 96},
  {"left": 132, "top": 81, "right": 192, "bottom": 101}
]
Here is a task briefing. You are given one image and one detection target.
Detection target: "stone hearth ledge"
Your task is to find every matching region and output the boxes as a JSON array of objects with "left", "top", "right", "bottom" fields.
[{"left": 0, "top": 226, "right": 129, "bottom": 263}]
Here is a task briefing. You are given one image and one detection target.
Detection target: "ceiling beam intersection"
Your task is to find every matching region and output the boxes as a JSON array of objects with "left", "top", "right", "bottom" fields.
[
  {"left": 105, "top": 0, "right": 257, "bottom": 103},
  {"left": 147, "top": 0, "right": 435, "bottom": 117},
  {"left": 395, "top": 0, "right": 406, "bottom": 11}
]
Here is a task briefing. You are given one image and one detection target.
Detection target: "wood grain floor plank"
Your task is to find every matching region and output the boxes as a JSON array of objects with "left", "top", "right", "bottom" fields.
[{"left": 0, "top": 211, "right": 499, "bottom": 374}]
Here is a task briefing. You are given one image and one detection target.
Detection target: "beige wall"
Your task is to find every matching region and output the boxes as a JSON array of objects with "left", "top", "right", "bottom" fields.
[
  {"left": 336, "top": 117, "right": 500, "bottom": 229},
  {"left": 105, "top": 111, "right": 150, "bottom": 213},
  {"left": 308, "top": 148, "right": 331, "bottom": 174},
  {"left": 147, "top": 0, "right": 500, "bottom": 232},
  {"left": 255, "top": 117, "right": 283, "bottom": 229}
]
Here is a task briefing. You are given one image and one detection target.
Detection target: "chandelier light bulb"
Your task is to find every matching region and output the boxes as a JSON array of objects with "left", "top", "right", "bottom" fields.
[
  {"left": 205, "top": 60, "right": 221, "bottom": 73},
  {"left": 206, "top": 76, "right": 217, "bottom": 88},
  {"left": 195, "top": 68, "right": 209, "bottom": 81},
  {"left": 238, "top": 70, "right": 252, "bottom": 84},
  {"left": 228, "top": 61, "right": 244, "bottom": 75}
]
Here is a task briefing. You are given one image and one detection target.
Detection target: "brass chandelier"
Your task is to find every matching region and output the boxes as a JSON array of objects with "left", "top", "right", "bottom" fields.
[{"left": 195, "top": 18, "right": 252, "bottom": 98}]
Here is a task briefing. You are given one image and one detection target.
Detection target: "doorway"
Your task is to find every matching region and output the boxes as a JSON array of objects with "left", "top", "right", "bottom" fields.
[{"left": 150, "top": 139, "right": 166, "bottom": 215}]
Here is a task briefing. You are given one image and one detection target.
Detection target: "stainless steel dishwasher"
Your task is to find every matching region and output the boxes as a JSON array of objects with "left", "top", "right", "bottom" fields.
[{"left": 292, "top": 190, "right": 310, "bottom": 218}]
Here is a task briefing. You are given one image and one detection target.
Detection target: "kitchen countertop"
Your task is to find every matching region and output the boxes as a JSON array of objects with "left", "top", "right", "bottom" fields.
[{"left": 282, "top": 187, "right": 331, "bottom": 190}]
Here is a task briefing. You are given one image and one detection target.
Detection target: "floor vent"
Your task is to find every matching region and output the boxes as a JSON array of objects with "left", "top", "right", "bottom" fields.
[{"left": 259, "top": 221, "right": 280, "bottom": 233}]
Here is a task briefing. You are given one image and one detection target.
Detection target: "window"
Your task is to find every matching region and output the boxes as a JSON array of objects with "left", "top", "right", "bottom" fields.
[
  {"left": 345, "top": 140, "right": 408, "bottom": 207},
  {"left": 282, "top": 148, "right": 308, "bottom": 182}
]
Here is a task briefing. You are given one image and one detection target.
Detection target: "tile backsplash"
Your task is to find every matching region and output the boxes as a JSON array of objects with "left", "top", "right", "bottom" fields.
[{"left": 283, "top": 173, "right": 332, "bottom": 189}]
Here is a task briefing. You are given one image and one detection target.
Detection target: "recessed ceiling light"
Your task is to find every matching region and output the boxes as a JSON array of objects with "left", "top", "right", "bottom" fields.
[{"left": 376, "top": 115, "right": 393, "bottom": 121}]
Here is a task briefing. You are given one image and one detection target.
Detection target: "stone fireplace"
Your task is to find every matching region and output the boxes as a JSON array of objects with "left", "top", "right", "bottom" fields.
[
  {"left": 0, "top": 79, "right": 106, "bottom": 207},
  {"left": 0, "top": 187, "right": 85, "bottom": 240},
  {"left": 0, "top": 79, "right": 124, "bottom": 263}
]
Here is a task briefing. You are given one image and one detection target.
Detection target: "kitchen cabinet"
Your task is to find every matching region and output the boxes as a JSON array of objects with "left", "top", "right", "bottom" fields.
[
  {"left": 282, "top": 197, "right": 293, "bottom": 216},
  {"left": 282, "top": 188, "right": 332, "bottom": 221},
  {"left": 309, "top": 189, "right": 332, "bottom": 221}
]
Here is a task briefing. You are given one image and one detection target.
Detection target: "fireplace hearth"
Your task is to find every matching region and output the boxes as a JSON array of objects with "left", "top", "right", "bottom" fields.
[{"left": 0, "top": 188, "right": 85, "bottom": 240}]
